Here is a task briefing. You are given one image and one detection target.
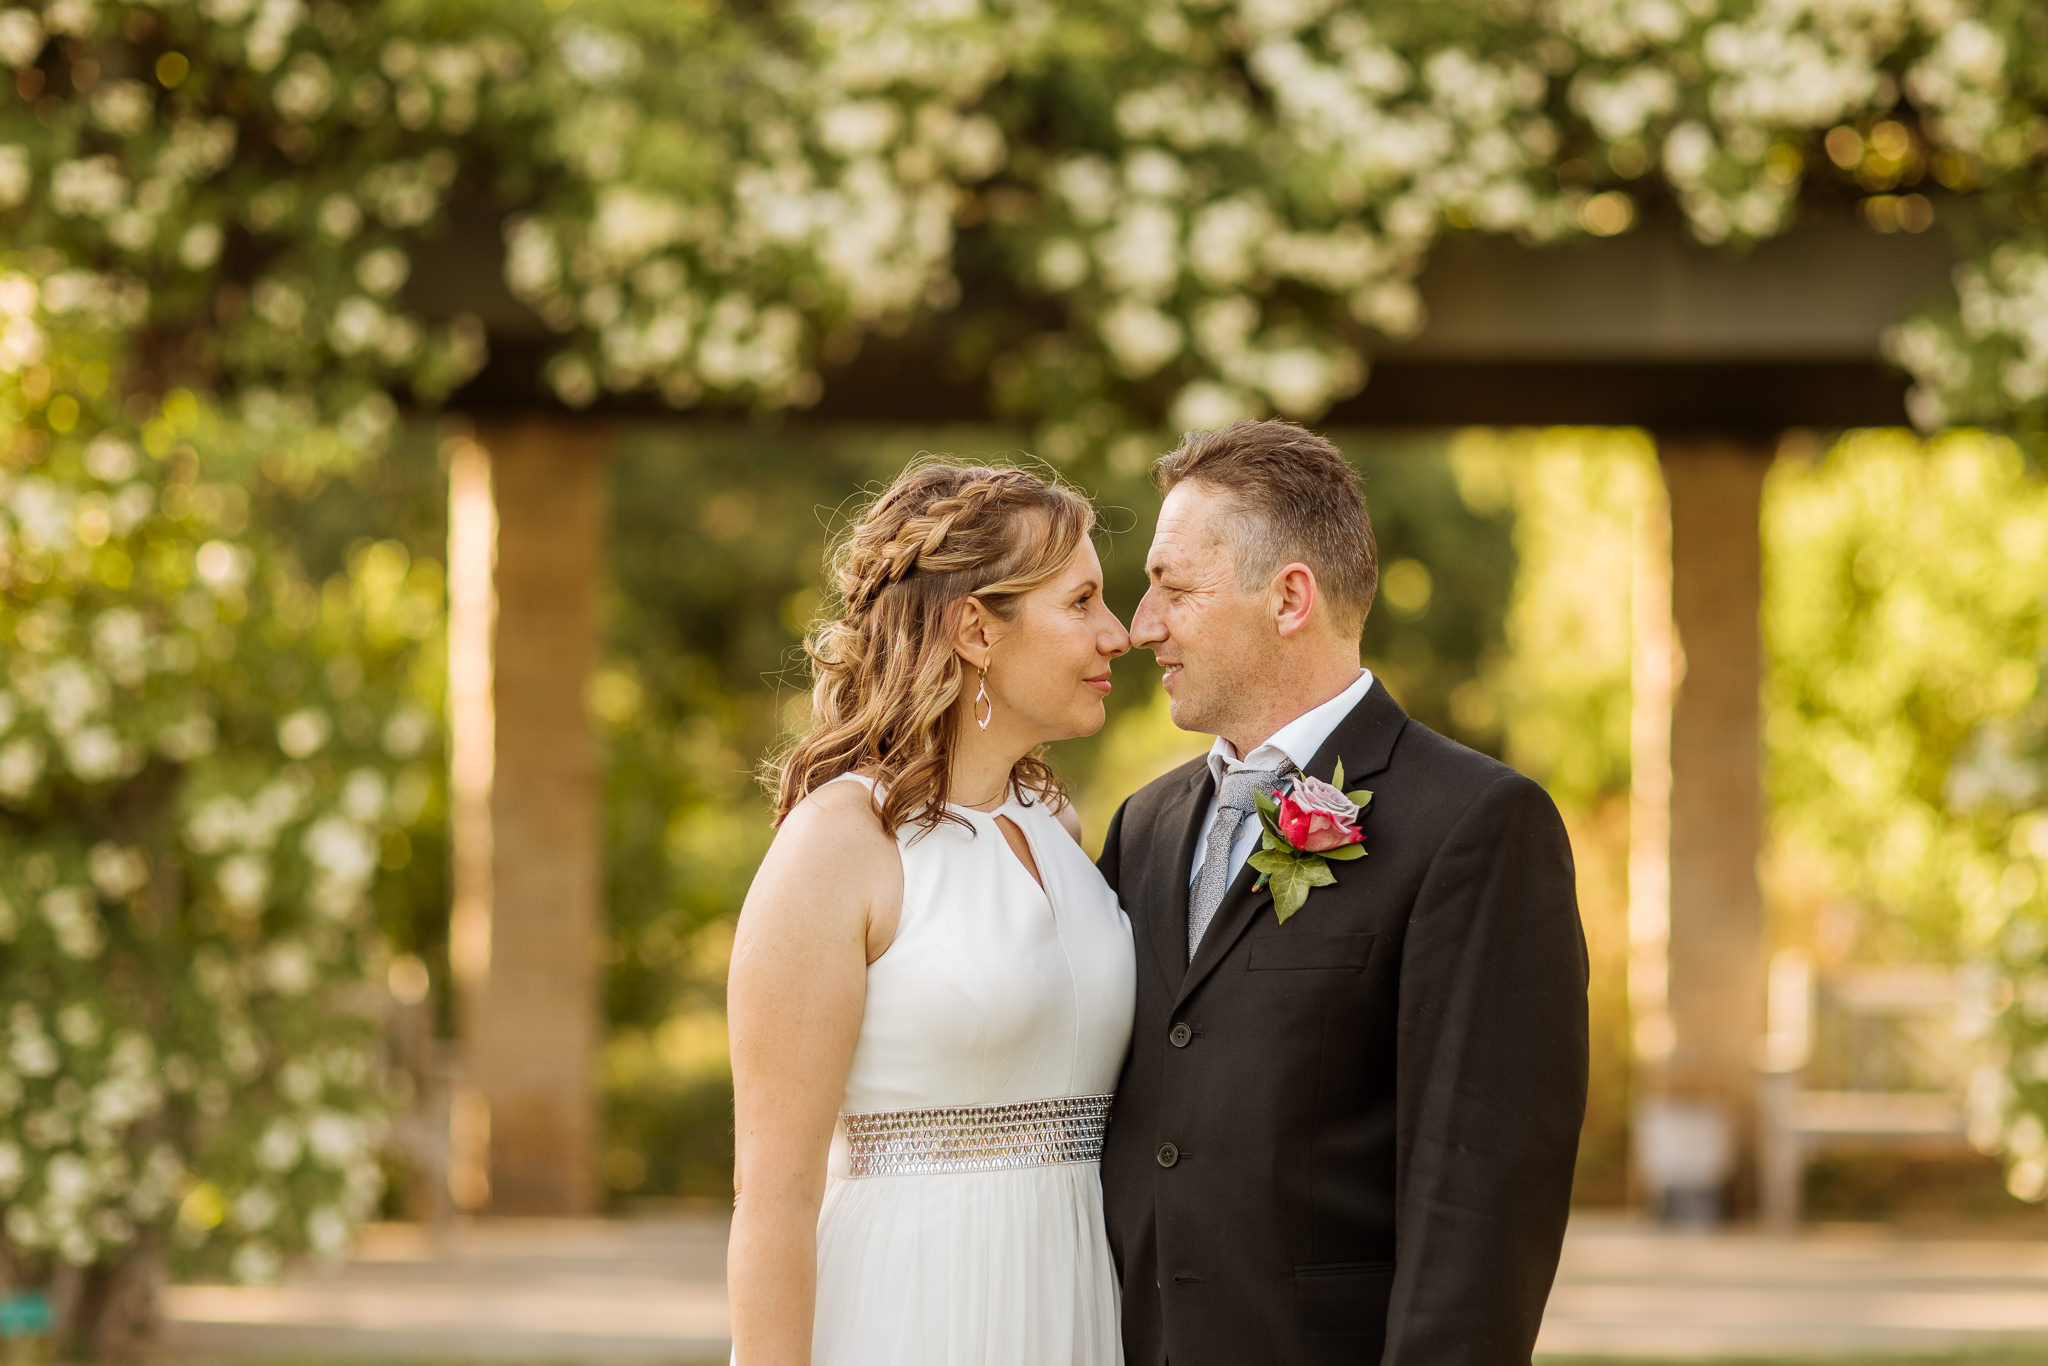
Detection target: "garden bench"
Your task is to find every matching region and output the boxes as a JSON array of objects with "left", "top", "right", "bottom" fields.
[{"left": 1755, "top": 949, "right": 1995, "bottom": 1229}]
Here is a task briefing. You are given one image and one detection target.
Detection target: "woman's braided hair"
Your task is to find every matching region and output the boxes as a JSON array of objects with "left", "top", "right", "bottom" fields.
[{"left": 771, "top": 460, "right": 1095, "bottom": 835}]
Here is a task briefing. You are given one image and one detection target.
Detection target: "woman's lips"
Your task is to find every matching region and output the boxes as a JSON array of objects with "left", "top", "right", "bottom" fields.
[{"left": 1085, "top": 676, "right": 1112, "bottom": 695}]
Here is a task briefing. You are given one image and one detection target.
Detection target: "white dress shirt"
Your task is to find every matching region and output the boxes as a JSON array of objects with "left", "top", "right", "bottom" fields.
[{"left": 1188, "top": 668, "right": 1376, "bottom": 886}]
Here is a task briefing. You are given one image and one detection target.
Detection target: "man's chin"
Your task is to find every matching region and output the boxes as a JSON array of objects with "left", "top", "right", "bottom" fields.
[{"left": 1164, "top": 692, "right": 1211, "bottom": 735}]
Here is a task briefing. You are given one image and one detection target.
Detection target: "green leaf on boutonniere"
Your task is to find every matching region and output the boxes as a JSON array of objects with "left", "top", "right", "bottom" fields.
[
  {"left": 1321, "top": 843, "right": 1367, "bottom": 861},
  {"left": 1253, "top": 850, "right": 1337, "bottom": 923},
  {"left": 1247, "top": 849, "right": 1293, "bottom": 879},
  {"left": 1332, "top": 759, "right": 1347, "bottom": 790}
]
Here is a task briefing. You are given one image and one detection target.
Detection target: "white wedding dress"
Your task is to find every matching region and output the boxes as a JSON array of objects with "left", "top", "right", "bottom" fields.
[{"left": 806, "top": 774, "right": 1135, "bottom": 1366}]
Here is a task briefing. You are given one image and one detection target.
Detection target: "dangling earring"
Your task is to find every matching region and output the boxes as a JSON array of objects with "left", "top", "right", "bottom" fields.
[{"left": 974, "top": 663, "right": 993, "bottom": 731}]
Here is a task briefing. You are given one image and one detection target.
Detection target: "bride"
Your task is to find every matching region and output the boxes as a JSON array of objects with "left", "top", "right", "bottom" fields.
[{"left": 726, "top": 462, "right": 1136, "bottom": 1365}]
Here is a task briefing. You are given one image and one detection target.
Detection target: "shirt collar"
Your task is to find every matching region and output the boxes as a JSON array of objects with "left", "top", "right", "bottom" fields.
[{"left": 1205, "top": 668, "right": 1375, "bottom": 785}]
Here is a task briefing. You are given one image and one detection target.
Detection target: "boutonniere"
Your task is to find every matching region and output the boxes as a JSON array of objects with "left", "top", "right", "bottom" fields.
[{"left": 1249, "top": 760, "right": 1372, "bottom": 924}]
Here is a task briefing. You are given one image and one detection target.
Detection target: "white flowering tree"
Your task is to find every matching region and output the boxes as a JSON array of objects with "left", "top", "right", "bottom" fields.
[
  {"left": 5, "top": 0, "right": 2048, "bottom": 1290},
  {"left": 0, "top": 279, "right": 440, "bottom": 1353},
  {"left": 6, "top": 0, "right": 2031, "bottom": 447}
]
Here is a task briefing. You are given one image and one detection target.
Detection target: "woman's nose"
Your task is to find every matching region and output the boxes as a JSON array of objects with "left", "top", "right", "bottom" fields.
[{"left": 1102, "top": 613, "right": 1131, "bottom": 659}]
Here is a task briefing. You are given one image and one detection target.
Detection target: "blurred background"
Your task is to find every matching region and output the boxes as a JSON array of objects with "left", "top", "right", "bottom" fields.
[{"left": 6, "top": 0, "right": 2048, "bottom": 1360}]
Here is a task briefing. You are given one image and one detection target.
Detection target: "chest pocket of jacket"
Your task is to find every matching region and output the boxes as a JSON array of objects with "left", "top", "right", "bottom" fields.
[{"left": 1246, "top": 932, "right": 1375, "bottom": 971}]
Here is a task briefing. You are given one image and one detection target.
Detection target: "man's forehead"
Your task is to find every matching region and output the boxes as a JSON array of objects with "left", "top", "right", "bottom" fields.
[{"left": 1149, "top": 493, "right": 1228, "bottom": 567}]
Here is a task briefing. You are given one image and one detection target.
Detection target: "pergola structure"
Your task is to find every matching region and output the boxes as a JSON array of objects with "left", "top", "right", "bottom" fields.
[{"left": 439, "top": 206, "right": 1955, "bottom": 1214}]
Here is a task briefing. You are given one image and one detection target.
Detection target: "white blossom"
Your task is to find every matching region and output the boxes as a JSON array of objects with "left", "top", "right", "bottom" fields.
[
  {"left": 180, "top": 222, "right": 226, "bottom": 270},
  {"left": 355, "top": 248, "right": 410, "bottom": 297},
  {"left": 303, "top": 815, "right": 378, "bottom": 885},
  {"left": 56, "top": 1003, "right": 102, "bottom": 1049},
  {"left": 232, "top": 1185, "right": 280, "bottom": 1232},
  {"left": 196, "top": 540, "right": 255, "bottom": 592},
  {"left": 264, "top": 939, "right": 316, "bottom": 996},
  {"left": 380, "top": 704, "right": 433, "bottom": 758},
  {"left": 306, "top": 1204, "right": 350, "bottom": 1257},
  {"left": 9, "top": 1032, "right": 57, "bottom": 1080},
  {"left": 278, "top": 708, "right": 332, "bottom": 758},
  {"left": 91, "top": 81, "right": 154, "bottom": 136},
  {"left": 1037, "top": 238, "right": 1089, "bottom": 292},
  {"left": 217, "top": 854, "right": 270, "bottom": 914},
  {"left": 254, "top": 1121, "right": 302, "bottom": 1172},
  {"left": 1098, "top": 302, "right": 1186, "bottom": 378},
  {"left": 339, "top": 769, "right": 388, "bottom": 822},
  {"left": 64, "top": 725, "right": 128, "bottom": 783},
  {"left": 91, "top": 608, "right": 150, "bottom": 686},
  {"left": 40, "top": 887, "right": 104, "bottom": 961},
  {"left": 231, "top": 1240, "right": 283, "bottom": 1284},
  {"left": 0, "top": 10, "right": 44, "bottom": 67},
  {"left": 50, "top": 156, "right": 125, "bottom": 218},
  {"left": 82, "top": 436, "right": 138, "bottom": 484},
  {"left": 274, "top": 52, "right": 335, "bottom": 122},
  {"left": 88, "top": 842, "right": 149, "bottom": 900},
  {"left": 0, "top": 145, "right": 30, "bottom": 209}
]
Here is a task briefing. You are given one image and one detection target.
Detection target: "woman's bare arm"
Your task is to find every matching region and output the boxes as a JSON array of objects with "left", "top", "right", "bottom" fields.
[{"left": 726, "top": 782, "right": 900, "bottom": 1365}]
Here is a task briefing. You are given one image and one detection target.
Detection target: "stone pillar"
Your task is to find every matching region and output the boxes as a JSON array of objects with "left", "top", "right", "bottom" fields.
[
  {"left": 1632, "top": 435, "right": 1771, "bottom": 1212},
  {"left": 447, "top": 418, "right": 612, "bottom": 1216}
]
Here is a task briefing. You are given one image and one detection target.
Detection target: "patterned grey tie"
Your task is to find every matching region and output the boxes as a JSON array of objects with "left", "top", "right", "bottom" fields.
[{"left": 1188, "top": 764, "right": 1289, "bottom": 961}]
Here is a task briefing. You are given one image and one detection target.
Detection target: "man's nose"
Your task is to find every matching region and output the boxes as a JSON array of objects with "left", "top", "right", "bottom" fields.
[{"left": 1130, "top": 588, "right": 1166, "bottom": 651}]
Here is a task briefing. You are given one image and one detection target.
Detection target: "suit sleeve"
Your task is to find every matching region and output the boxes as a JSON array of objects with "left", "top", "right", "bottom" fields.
[
  {"left": 1381, "top": 772, "right": 1588, "bottom": 1366},
  {"left": 1096, "top": 796, "right": 1130, "bottom": 896}
]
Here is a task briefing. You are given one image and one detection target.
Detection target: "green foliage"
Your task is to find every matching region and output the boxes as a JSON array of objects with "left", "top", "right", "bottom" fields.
[
  {"left": 1764, "top": 429, "right": 2048, "bottom": 1201},
  {"left": 0, "top": 279, "right": 444, "bottom": 1287},
  {"left": 1448, "top": 428, "right": 1646, "bottom": 1201}
]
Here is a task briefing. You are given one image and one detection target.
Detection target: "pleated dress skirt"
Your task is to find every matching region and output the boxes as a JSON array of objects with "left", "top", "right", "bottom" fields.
[{"left": 812, "top": 1158, "right": 1123, "bottom": 1365}]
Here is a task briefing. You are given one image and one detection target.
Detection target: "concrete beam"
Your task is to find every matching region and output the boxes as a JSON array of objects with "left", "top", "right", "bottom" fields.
[{"left": 1402, "top": 207, "right": 1955, "bottom": 363}]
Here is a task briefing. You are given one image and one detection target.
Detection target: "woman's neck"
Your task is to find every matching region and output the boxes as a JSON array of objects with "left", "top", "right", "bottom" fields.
[{"left": 946, "top": 708, "right": 1032, "bottom": 810}]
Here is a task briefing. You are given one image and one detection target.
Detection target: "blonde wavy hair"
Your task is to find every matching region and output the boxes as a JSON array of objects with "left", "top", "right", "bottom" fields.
[{"left": 772, "top": 461, "right": 1095, "bottom": 835}]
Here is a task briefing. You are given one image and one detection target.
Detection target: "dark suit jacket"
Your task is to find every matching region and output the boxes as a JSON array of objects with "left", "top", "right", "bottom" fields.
[{"left": 1097, "top": 679, "right": 1588, "bottom": 1366}]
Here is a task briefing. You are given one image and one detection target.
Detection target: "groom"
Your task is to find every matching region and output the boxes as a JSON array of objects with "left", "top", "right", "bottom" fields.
[{"left": 1097, "top": 420, "right": 1588, "bottom": 1365}]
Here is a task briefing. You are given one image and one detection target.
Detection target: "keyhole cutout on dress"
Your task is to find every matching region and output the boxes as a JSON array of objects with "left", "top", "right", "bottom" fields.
[{"left": 993, "top": 814, "right": 1046, "bottom": 894}]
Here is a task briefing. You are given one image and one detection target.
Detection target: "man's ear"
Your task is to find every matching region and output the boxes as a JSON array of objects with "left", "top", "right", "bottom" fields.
[
  {"left": 1271, "top": 563, "right": 1318, "bottom": 639},
  {"left": 951, "top": 595, "right": 999, "bottom": 668}
]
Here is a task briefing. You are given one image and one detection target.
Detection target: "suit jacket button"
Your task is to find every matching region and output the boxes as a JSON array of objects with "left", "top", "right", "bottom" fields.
[
  {"left": 1169, "top": 1022, "right": 1192, "bottom": 1048},
  {"left": 1156, "top": 1142, "right": 1180, "bottom": 1168}
]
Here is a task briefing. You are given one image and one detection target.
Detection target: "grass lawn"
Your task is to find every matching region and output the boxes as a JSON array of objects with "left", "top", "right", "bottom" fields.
[
  {"left": 1541, "top": 1354, "right": 2048, "bottom": 1366},
  {"left": 155, "top": 1359, "right": 2048, "bottom": 1366}
]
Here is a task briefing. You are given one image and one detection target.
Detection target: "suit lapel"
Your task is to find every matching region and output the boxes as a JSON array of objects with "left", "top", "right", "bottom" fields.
[
  {"left": 1145, "top": 762, "right": 1214, "bottom": 996},
  {"left": 1171, "top": 678, "right": 1410, "bottom": 1013}
]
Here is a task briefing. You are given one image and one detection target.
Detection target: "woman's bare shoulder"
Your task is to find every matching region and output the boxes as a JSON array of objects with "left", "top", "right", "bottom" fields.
[{"left": 766, "top": 778, "right": 896, "bottom": 870}]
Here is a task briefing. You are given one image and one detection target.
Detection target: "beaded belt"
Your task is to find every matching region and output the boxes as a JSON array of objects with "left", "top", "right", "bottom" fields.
[{"left": 841, "top": 1093, "right": 1114, "bottom": 1178}]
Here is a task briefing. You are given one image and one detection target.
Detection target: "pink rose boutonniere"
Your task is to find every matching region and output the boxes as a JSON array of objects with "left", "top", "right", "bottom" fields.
[{"left": 1251, "top": 760, "right": 1373, "bottom": 923}]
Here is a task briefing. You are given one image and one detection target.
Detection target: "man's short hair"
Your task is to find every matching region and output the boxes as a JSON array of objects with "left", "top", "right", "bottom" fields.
[{"left": 1153, "top": 419, "right": 1378, "bottom": 636}]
